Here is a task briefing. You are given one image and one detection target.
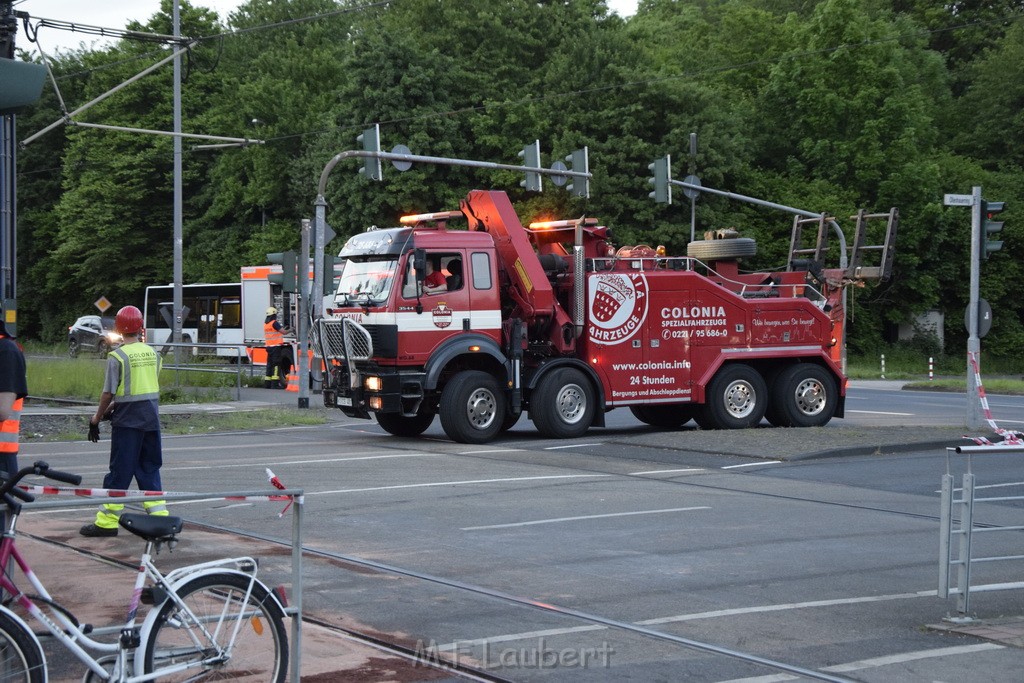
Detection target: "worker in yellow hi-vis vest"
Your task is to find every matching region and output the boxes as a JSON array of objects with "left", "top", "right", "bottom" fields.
[{"left": 81, "top": 306, "right": 168, "bottom": 537}]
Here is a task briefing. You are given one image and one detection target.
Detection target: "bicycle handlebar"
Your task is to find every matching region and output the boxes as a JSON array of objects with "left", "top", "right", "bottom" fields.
[{"left": 0, "top": 460, "right": 83, "bottom": 508}]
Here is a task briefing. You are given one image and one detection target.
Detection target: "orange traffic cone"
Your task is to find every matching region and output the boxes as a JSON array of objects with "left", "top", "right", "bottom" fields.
[{"left": 285, "top": 372, "right": 299, "bottom": 392}]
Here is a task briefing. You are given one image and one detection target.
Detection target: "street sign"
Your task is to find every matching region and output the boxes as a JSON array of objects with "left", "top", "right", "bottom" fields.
[
  {"left": 94, "top": 296, "right": 111, "bottom": 313},
  {"left": 390, "top": 144, "right": 413, "bottom": 171},
  {"left": 964, "top": 298, "right": 993, "bottom": 338},
  {"left": 944, "top": 194, "right": 973, "bottom": 206},
  {"left": 682, "top": 175, "right": 702, "bottom": 200},
  {"left": 549, "top": 160, "right": 568, "bottom": 187}
]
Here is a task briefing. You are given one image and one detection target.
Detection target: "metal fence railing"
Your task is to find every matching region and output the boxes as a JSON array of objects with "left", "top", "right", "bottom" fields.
[
  {"left": 939, "top": 444, "right": 1024, "bottom": 620},
  {"left": 155, "top": 342, "right": 257, "bottom": 400}
]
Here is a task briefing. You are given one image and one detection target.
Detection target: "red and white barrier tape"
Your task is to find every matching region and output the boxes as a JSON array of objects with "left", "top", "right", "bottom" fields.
[
  {"left": 17, "top": 485, "right": 294, "bottom": 504},
  {"left": 964, "top": 351, "right": 1024, "bottom": 447}
]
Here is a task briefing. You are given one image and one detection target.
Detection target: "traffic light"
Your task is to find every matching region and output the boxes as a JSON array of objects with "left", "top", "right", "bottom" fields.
[
  {"left": 267, "top": 251, "right": 298, "bottom": 293},
  {"left": 322, "top": 254, "right": 341, "bottom": 296},
  {"left": 0, "top": 60, "right": 47, "bottom": 115},
  {"left": 648, "top": 155, "right": 672, "bottom": 204},
  {"left": 356, "top": 124, "right": 382, "bottom": 181},
  {"left": 519, "top": 140, "right": 542, "bottom": 192},
  {"left": 566, "top": 147, "right": 590, "bottom": 198},
  {"left": 978, "top": 199, "right": 1006, "bottom": 260}
]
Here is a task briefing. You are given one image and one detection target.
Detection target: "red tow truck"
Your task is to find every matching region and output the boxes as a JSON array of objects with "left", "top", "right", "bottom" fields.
[{"left": 315, "top": 190, "right": 896, "bottom": 443}]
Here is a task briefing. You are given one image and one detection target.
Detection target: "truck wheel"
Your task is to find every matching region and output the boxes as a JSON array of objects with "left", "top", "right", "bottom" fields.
[
  {"left": 695, "top": 364, "right": 766, "bottom": 430},
  {"left": 686, "top": 237, "right": 756, "bottom": 261},
  {"left": 376, "top": 410, "right": 435, "bottom": 437},
  {"left": 768, "top": 364, "right": 837, "bottom": 428},
  {"left": 532, "top": 368, "right": 595, "bottom": 439},
  {"left": 630, "top": 404, "right": 696, "bottom": 428},
  {"left": 440, "top": 371, "right": 505, "bottom": 444}
]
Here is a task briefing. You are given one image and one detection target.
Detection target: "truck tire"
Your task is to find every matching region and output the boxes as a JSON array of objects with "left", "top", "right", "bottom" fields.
[
  {"left": 531, "top": 368, "right": 595, "bottom": 439},
  {"left": 686, "top": 237, "right": 757, "bottom": 261},
  {"left": 440, "top": 371, "right": 506, "bottom": 444},
  {"left": 768, "top": 364, "right": 837, "bottom": 428},
  {"left": 630, "top": 404, "right": 696, "bottom": 429},
  {"left": 376, "top": 409, "right": 435, "bottom": 437},
  {"left": 695, "top": 364, "right": 767, "bottom": 430}
]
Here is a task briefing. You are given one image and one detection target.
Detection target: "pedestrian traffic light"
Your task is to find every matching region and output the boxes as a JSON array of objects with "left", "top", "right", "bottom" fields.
[
  {"left": 648, "top": 155, "right": 672, "bottom": 204},
  {"left": 356, "top": 124, "right": 382, "bottom": 181},
  {"left": 566, "top": 147, "right": 589, "bottom": 198},
  {"left": 267, "top": 251, "right": 298, "bottom": 293},
  {"left": 978, "top": 199, "right": 1006, "bottom": 260},
  {"left": 519, "top": 140, "right": 542, "bottom": 192},
  {"left": 322, "top": 254, "right": 341, "bottom": 295}
]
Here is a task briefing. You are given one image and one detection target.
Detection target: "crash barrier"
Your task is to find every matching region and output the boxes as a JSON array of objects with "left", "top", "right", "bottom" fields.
[
  {"left": 939, "top": 443, "right": 1024, "bottom": 620},
  {"left": 21, "top": 484, "right": 305, "bottom": 681},
  {"left": 154, "top": 342, "right": 255, "bottom": 400}
]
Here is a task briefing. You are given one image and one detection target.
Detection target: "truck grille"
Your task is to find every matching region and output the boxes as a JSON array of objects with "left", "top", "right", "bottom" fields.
[{"left": 317, "top": 318, "right": 374, "bottom": 362}]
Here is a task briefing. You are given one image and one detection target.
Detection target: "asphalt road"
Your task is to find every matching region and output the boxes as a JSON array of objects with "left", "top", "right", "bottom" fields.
[{"left": 21, "top": 383, "right": 1024, "bottom": 682}]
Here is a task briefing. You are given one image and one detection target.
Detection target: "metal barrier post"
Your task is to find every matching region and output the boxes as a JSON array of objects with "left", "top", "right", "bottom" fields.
[
  {"left": 938, "top": 472, "right": 952, "bottom": 599},
  {"left": 291, "top": 493, "right": 304, "bottom": 682},
  {"left": 956, "top": 470, "right": 975, "bottom": 615}
]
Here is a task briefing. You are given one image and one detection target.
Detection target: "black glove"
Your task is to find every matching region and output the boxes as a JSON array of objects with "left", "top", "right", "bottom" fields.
[{"left": 88, "top": 420, "right": 100, "bottom": 443}]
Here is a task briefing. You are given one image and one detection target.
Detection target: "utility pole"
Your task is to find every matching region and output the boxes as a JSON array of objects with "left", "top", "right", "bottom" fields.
[{"left": 172, "top": 1, "right": 183, "bottom": 350}]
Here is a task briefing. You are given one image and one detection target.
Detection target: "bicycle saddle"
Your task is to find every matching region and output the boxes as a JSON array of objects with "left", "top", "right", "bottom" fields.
[{"left": 119, "top": 514, "right": 183, "bottom": 542}]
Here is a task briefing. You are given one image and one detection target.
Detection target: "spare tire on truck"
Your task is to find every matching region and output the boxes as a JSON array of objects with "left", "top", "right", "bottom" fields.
[{"left": 686, "top": 237, "right": 757, "bottom": 261}]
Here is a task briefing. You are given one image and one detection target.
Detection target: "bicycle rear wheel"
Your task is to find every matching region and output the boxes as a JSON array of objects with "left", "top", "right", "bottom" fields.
[
  {"left": 143, "top": 572, "right": 288, "bottom": 682},
  {"left": 0, "top": 609, "right": 46, "bottom": 683}
]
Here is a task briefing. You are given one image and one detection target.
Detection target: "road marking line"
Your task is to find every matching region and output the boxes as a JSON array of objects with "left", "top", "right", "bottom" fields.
[
  {"left": 462, "top": 506, "right": 710, "bottom": 530},
  {"left": 436, "top": 590, "right": 941, "bottom": 654},
  {"left": 721, "top": 461, "right": 781, "bottom": 469},
  {"left": 846, "top": 409, "right": 914, "bottom": 416},
  {"left": 166, "top": 454, "right": 440, "bottom": 471},
  {"left": 309, "top": 474, "right": 610, "bottom": 496},
  {"left": 630, "top": 468, "right": 705, "bottom": 475},
  {"left": 640, "top": 591, "right": 936, "bottom": 625},
  {"left": 717, "top": 643, "right": 1005, "bottom": 682},
  {"left": 462, "top": 449, "right": 525, "bottom": 454},
  {"left": 544, "top": 443, "right": 600, "bottom": 450}
]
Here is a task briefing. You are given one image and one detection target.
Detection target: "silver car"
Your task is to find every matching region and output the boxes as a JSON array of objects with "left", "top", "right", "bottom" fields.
[{"left": 68, "top": 315, "right": 120, "bottom": 357}]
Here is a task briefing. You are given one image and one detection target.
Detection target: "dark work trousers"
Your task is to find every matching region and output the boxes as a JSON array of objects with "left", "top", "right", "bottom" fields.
[
  {"left": 265, "top": 345, "right": 284, "bottom": 388},
  {"left": 103, "top": 427, "right": 163, "bottom": 491}
]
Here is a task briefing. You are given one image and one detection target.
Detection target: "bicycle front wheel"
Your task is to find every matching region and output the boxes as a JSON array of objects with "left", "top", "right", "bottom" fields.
[
  {"left": 143, "top": 572, "right": 288, "bottom": 682},
  {"left": 0, "top": 609, "right": 46, "bottom": 683}
]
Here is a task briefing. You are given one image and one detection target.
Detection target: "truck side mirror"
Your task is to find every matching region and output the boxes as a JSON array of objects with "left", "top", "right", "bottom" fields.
[{"left": 413, "top": 249, "right": 427, "bottom": 283}]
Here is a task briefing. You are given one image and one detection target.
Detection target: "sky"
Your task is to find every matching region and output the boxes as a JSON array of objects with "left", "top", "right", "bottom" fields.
[{"left": 15, "top": 0, "right": 640, "bottom": 55}]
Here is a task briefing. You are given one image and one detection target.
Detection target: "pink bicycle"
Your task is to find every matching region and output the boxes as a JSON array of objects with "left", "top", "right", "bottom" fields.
[{"left": 0, "top": 461, "right": 288, "bottom": 682}]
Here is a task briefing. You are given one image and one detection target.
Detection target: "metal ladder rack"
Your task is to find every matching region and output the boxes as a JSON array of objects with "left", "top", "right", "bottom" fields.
[{"left": 846, "top": 208, "right": 898, "bottom": 281}]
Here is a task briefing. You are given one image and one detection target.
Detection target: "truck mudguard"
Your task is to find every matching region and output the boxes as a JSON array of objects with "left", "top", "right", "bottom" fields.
[{"left": 423, "top": 333, "right": 508, "bottom": 391}]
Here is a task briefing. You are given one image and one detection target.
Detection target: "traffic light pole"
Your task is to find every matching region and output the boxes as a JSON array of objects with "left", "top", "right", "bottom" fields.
[
  {"left": 967, "top": 185, "right": 982, "bottom": 430},
  {"left": 297, "top": 219, "right": 310, "bottom": 409}
]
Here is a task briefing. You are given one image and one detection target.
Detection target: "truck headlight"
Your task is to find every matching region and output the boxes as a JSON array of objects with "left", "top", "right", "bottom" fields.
[{"left": 365, "top": 376, "right": 383, "bottom": 392}]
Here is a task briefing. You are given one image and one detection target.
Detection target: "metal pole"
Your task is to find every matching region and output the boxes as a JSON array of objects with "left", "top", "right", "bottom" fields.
[
  {"left": 956, "top": 469, "right": 975, "bottom": 615},
  {"left": 172, "top": 2, "right": 183, "bottom": 355},
  {"left": 290, "top": 494, "right": 304, "bottom": 682},
  {"left": 297, "top": 219, "right": 310, "bottom": 409},
  {"left": 967, "top": 185, "right": 982, "bottom": 429}
]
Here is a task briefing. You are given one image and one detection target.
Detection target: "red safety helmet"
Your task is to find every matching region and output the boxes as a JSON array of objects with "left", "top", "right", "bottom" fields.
[{"left": 114, "top": 305, "right": 144, "bottom": 336}]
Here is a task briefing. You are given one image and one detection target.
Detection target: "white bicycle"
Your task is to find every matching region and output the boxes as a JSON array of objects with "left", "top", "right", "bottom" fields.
[{"left": 0, "top": 461, "right": 288, "bottom": 681}]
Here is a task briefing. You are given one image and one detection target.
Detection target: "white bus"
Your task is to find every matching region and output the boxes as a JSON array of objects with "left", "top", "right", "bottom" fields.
[{"left": 143, "top": 283, "right": 247, "bottom": 360}]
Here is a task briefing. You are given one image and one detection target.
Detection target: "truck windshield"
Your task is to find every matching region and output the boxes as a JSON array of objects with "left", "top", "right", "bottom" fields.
[{"left": 334, "top": 258, "right": 398, "bottom": 306}]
